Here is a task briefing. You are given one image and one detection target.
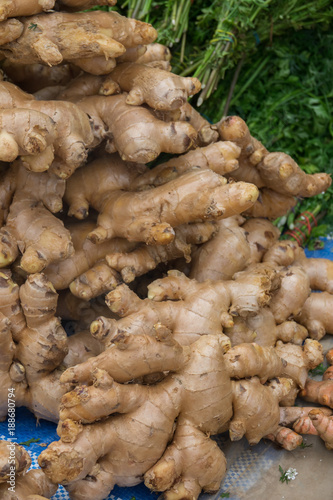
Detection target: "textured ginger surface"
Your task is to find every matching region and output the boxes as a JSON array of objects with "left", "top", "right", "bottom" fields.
[{"left": 0, "top": 11, "right": 332, "bottom": 499}]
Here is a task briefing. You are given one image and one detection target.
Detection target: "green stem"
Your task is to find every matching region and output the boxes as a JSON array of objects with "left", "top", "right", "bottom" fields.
[
  {"left": 232, "top": 55, "right": 270, "bottom": 103},
  {"left": 179, "top": 59, "right": 203, "bottom": 77},
  {"left": 171, "top": 1, "right": 178, "bottom": 28},
  {"left": 223, "top": 53, "right": 245, "bottom": 116},
  {"left": 174, "top": 0, "right": 183, "bottom": 30},
  {"left": 180, "top": 31, "right": 187, "bottom": 63}
]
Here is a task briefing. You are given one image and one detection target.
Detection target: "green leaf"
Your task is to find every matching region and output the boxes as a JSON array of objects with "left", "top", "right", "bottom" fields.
[
  {"left": 279, "top": 465, "right": 290, "bottom": 484},
  {"left": 309, "top": 363, "right": 326, "bottom": 376},
  {"left": 299, "top": 441, "right": 313, "bottom": 448},
  {"left": 18, "top": 438, "right": 40, "bottom": 446}
]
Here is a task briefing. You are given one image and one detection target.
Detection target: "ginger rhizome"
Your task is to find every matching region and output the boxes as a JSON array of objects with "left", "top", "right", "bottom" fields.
[
  {"left": 0, "top": 108, "right": 57, "bottom": 169},
  {"left": 0, "top": 440, "right": 30, "bottom": 481},
  {"left": 106, "top": 221, "right": 217, "bottom": 287},
  {"left": 0, "top": 271, "right": 68, "bottom": 421},
  {"left": 81, "top": 264, "right": 280, "bottom": 348},
  {"left": 39, "top": 335, "right": 231, "bottom": 500},
  {"left": 0, "top": 81, "right": 94, "bottom": 178},
  {"left": 40, "top": 333, "right": 303, "bottom": 499},
  {"left": 0, "top": 161, "right": 73, "bottom": 272},
  {"left": 2, "top": 60, "right": 80, "bottom": 94},
  {"left": 43, "top": 219, "right": 135, "bottom": 295},
  {"left": 216, "top": 116, "right": 331, "bottom": 219},
  {"left": 0, "top": 11, "right": 157, "bottom": 73},
  {"left": 117, "top": 42, "right": 171, "bottom": 66},
  {"left": 129, "top": 141, "right": 240, "bottom": 190},
  {"left": 297, "top": 292, "right": 333, "bottom": 340},
  {"left": 76, "top": 94, "right": 199, "bottom": 163},
  {"left": 299, "top": 366, "right": 333, "bottom": 409},
  {"left": 294, "top": 409, "right": 333, "bottom": 450},
  {"left": 106, "top": 62, "right": 201, "bottom": 109},
  {"left": 64, "top": 157, "right": 259, "bottom": 245},
  {"left": 217, "top": 115, "right": 331, "bottom": 199},
  {"left": 0, "top": 1, "right": 116, "bottom": 21},
  {"left": 295, "top": 352, "right": 333, "bottom": 448},
  {"left": 0, "top": 440, "right": 57, "bottom": 499},
  {"left": 1, "top": 469, "right": 58, "bottom": 499},
  {"left": 0, "top": 270, "right": 104, "bottom": 422}
]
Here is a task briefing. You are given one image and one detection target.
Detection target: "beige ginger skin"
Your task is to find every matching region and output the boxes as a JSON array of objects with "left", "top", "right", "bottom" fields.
[
  {"left": 39, "top": 335, "right": 232, "bottom": 500},
  {"left": 0, "top": 11, "right": 157, "bottom": 74},
  {"left": 0, "top": 1, "right": 116, "bottom": 21},
  {"left": 107, "top": 62, "right": 201, "bottom": 110},
  {"left": 65, "top": 165, "right": 259, "bottom": 246},
  {"left": 0, "top": 81, "right": 94, "bottom": 178}
]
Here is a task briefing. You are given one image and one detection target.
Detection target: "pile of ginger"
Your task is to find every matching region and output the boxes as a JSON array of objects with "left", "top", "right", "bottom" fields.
[{"left": 0, "top": 1, "right": 333, "bottom": 499}]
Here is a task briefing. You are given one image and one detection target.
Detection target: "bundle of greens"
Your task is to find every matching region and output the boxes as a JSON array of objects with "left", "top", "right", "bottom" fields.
[{"left": 97, "top": 0, "right": 333, "bottom": 104}]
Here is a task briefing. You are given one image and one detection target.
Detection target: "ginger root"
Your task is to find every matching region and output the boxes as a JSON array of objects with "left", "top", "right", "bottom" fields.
[
  {"left": 0, "top": 81, "right": 94, "bottom": 178},
  {"left": 0, "top": 108, "right": 56, "bottom": 170},
  {"left": 65, "top": 165, "right": 258, "bottom": 246},
  {"left": 39, "top": 335, "right": 232, "bottom": 500},
  {"left": 218, "top": 115, "right": 331, "bottom": 198},
  {"left": 307, "top": 409, "right": 333, "bottom": 449},
  {"left": 275, "top": 338, "right": 323, "bottom": 389},
  {"left": 0, "top": 468, "right": 58, "bottom": 499},
  {"left": 129, "top": 141, "right": 240, "bottom": 190},
  {"left": 241, "top": 217, "right": 281, "bottom": 263},
  {"left": 41, "top": 331, "right": 302, "bottom": 498},
  {"left": 297, "top": 292, "right": 333, "bottom": 340},
  {"left": 105, "top": 221, "right": 217, "bottom": 286},
  {"left": 224, "top": 308, "right": 308, "bottom": 347},
  {"left": 77, "top": 93, "right": 198, "bottom": 163},
  {"left": 0, "top": 162, "right": 73, "bottom": 273},
  {"left": 0, "top": 11, "right": 157, "bottom": 74},
  {"left": 264, "top": 239, "right": 333, "bottom": 293},
  {"left": 300, "top": 377, "right": 333, "bottom": 409},
  {"left": 189, "top": 216, "right": 250, "bottom": 282},
  {"left": 230, "top": 377, "right": 296, "bottom": 446},
  {"left": 0, "top": 11, "right": 331, "bottom": 498},
  {"left": 0, "top": 271, "right": 103, "bottom": 422},
  {"left": 0, "top": 0, "right": 55, "bottom": 21},
  {"left": 293, "top": 409, "right": 333, "bottom": 450},
  {"left": 118, "top": 42, "right": 171, "bottom": 65},
  {"left": 43, "top": 219, "right": 135, "bottom": 294},
  {"left": 2, "top": 60, "right": 80, "bottom": 93},
  {"left": 107, "top": 62, "right": 201, "bottom": 110},
  {"left": 153, "top": 101, "right": 219, "bottom": 146},
  {"left": 0, "top": 441, "right": 31, "bottom": 481},
  {"left": 268, "top": 264, "right": 310, "bottom": 324},
  {"left": 86, "top": 264, "right": 279, "bottom": 349},
  {"left": 0, "top": 439, "right": 57, "bottom": 498},
  {"left": 0, "top": 1, "right": 116, "bottom": 21}
]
